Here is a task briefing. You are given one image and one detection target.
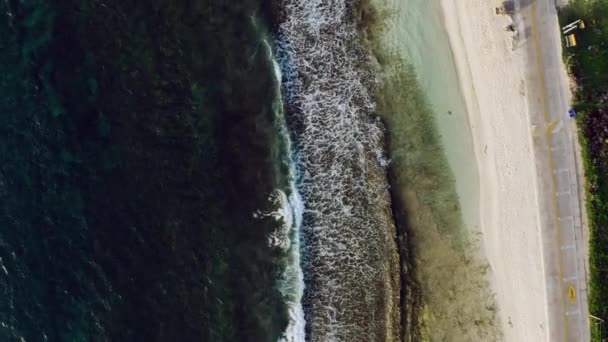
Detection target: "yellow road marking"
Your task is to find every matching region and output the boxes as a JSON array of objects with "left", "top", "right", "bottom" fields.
[
  {"left": 568, "top": 284, "right": 577, "bottom": 304},
  {"left": 547, "top": 120, "right": 561, "bottom": 134}
]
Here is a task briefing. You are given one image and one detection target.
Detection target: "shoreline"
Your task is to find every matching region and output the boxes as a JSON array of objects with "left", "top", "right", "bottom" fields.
[
  {"left": 361, "top": 0, "right": 502, "bottom": 339},
  {"left": 440, "top": 0, "right": 551, "bottom": 341}
]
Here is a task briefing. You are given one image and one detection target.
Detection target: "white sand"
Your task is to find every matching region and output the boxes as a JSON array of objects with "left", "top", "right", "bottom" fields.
[{"left": 440, "top": 1, "right": 549, "bottom": 341}]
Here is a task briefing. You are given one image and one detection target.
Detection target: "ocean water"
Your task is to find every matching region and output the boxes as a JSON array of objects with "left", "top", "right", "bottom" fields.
[
  {"left": 0, "top": 1, "right": 294, "bottom": 341},
  {"left": 1, "top": 0, "right": 501, "bottom": 341}
]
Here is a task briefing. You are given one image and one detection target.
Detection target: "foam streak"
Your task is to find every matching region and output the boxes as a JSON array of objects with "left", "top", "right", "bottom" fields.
[{"left": 275, "top": 1, "right": 401, "bottom": 340}]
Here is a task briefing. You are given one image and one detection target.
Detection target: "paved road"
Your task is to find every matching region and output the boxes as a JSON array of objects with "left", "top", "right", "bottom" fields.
[{"left": 514, "top": 0, "right": 590, "bottom": 341}]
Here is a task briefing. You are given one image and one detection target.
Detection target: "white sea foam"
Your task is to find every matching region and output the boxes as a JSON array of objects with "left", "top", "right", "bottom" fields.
[
  {"left": 275, "top": 0, "right": 400, "bottom": 340},
  {"left": 0, "top": 257, "right": 7, "bottom": 276}
]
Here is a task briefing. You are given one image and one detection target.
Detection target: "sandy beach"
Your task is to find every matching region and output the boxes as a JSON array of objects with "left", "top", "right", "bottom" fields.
[{"left": 440, "top": 1, "right": 550, "bottom": 341}]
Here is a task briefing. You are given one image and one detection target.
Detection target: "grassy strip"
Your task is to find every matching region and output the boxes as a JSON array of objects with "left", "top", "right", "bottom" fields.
[{"left": 559, "top": 1, "right": 608, "bottom": 339}]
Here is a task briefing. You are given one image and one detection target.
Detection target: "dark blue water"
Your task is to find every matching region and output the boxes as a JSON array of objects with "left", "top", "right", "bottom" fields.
[{"left": 0, "top": 1, "right": 293, "bottom": 341}]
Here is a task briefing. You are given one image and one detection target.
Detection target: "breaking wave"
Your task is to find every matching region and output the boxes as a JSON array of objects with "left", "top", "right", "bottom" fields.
[{"left": 260, "top": 38, "right": 306, "bottom": 342}]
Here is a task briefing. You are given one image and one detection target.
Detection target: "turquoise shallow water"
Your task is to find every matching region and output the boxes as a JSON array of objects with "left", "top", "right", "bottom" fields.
[
  {"left": 377, "top": 0, "right": 480, "bottom": 230},
  {"left": 368, "top": 0, "right": 501, "bottom": 339}
]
